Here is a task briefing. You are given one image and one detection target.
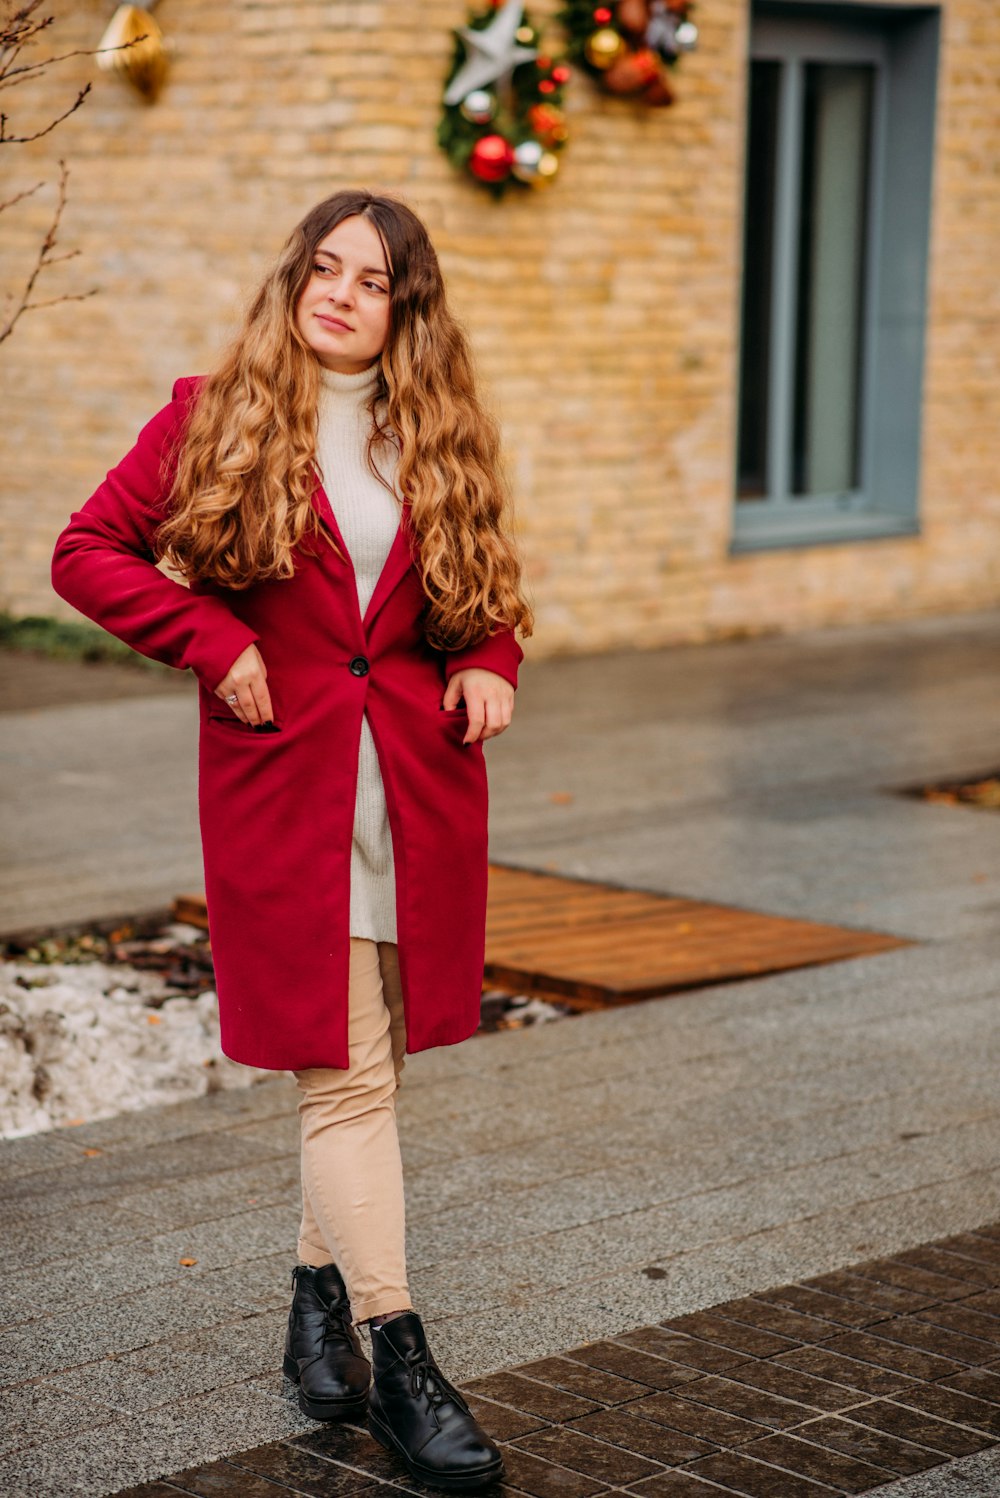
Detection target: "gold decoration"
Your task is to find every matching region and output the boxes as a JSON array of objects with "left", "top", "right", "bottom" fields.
[
  {"left": 98, "top": 5, "right": 169, "bottom": 100},
  {"left": 584, "top": 27, "right": 625, "bottom": 70}
]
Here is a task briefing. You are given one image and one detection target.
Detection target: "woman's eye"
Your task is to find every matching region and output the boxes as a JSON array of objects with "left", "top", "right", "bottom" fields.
[
  {"left": 313, "top": 263, "right": 333, "bottom": 275},
  {"left": 364, "top": 281, "right": 388, "bottom": 294}
]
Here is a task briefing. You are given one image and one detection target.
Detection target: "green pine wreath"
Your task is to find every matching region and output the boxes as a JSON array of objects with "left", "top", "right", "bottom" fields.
[{"left": 438, "top": 3, "right": 571, "bottom": 196}]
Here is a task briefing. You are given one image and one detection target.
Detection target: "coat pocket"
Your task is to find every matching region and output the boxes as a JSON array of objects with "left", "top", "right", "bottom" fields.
[{"left": 207, "top": 714, "right": 282, "bottom": 735}]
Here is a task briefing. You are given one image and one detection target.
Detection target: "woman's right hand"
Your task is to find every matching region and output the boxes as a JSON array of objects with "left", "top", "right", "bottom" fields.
[{"left": 214, "top": 644, "right": 273, "bottom": 725}]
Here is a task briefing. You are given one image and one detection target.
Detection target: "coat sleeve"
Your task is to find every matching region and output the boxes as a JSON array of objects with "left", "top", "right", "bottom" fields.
[
  {"left": 443, "top": 627, "right": 524, "bottom": 691},
  {"left": 51, "top": 377, "right": 259, "bottom": 693}
]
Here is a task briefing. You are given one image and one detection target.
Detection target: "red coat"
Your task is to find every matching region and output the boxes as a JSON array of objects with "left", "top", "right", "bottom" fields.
[{"left": 51, "top": 377, "right": 523, "bottom": 1070}]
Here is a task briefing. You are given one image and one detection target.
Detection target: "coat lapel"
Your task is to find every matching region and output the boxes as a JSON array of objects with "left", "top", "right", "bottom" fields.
[
  {"left": 309, "top": 475, "right": 351, "bottom": 559},
  {"left": 363, "top": 501, "right": 417, "bottom": 632},
  {"left": 310, "top": 473, "right": 417, "bottom": 636}
]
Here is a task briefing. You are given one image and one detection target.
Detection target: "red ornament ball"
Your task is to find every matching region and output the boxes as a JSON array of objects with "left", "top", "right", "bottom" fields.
[
  {"left": 552, "top": 64, "right": 571, "bottom": 83},
  {"left": 538, "top": 77, "right": 556, "bottom": 93},
  {"left": 594, "top": 7, "right": 613, "bottom": 21},
  {"left": 469, "top": 133, "right": 514, "bottom": 182}
]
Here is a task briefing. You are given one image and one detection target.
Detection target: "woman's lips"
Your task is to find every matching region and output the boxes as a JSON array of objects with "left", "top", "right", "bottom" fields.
[{"left": 316, "top": 314, "right": 352, "bottom": 331}]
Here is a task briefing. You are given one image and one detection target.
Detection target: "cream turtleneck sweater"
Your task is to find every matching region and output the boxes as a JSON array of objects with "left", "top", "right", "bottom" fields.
[{"left": 316, "top": 362, "right": 400, "bottom": 943}]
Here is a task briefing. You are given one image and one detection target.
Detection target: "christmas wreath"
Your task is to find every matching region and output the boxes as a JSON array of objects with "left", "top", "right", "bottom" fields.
[
  {"left": 560, "top": 0, "right": 698, "bottom": 107},
  {"left": 438, "top": 0, "right": 571, "bottom": 194}
]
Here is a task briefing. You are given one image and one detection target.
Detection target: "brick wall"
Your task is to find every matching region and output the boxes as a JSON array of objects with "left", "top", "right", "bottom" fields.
[{"left": 1, "top": 0, "right": 997, "bottom": 658}]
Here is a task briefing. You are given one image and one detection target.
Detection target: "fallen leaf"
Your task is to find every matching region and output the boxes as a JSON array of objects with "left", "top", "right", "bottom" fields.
[
  {"left": 82, "top": 1148, "right": 102, "bottom": 1158},
  {"left": 549, "top": 791, "right": 574, "bottom": 805},
  {"left": 178, "top": 1257, "right": 198, "bottom": 1267},
  {"left": 146, "top": 1014, "right": 162, "bottom": 1025}
]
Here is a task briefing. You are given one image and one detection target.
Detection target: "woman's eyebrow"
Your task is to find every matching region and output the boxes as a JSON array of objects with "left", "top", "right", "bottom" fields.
[{"left": 315, "top": 249, "right": 391, "bottom": 278}]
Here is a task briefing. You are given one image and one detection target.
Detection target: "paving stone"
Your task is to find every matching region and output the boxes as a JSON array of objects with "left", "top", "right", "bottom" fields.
[
  {"left": 805, "top": 1270, "right": 939, "bottom": 1317},
  {"left": 157, "top": 1461, "right": 307, "bottom": 1496},
  {"left": 707, "top": 1297, "right": 844, "bottom": 1346},
  {"left": 665, "top": 1373, "right": 816, "bottom": 1431},
  {"left": 720, "top": 1355, "right": 864, "bottom": 1414},
  {"left": 741, "top": 1430, "right": 896, "bottom": 1493},
  {"left": 225, "top": 1442, "right": 380, "bottom": 1494},
  {"left": 564, "top": 1406, "right": 716, "bottom": 1464},
  {"left": 937, "top": 1366, "right": 1000, "bottom": 1403},
  {"left": 936, "top": 1232, "right": 1000, "bottom": 1269},
  {"left": 497, "top": 1444, "right": 610, "bottom": 1497},
  {"left": 960, "top": 1290, "right": 1000, "bottom": 1320},
  {"left": 820, "top": 1330, "right": 964, "bottom": 1383},
  {"left": 857, "top": 1315, "right": 999, "bottom": 1367},
  {"left": 0, "top": 1380, "right": 116, "bottom": 1458},
  {"left": 892, "top": 1383, "right": 1000, "bottom": 1437},
  {"left": 511, "top": 1425, "right": 664, "bottom": 1484},
  {"left": 464, "top": 1370, "right": 601, "bottom": 1422},
  {"left": 658, "top": 1309, "right": 798, "bottom": 1360},
  {"left": 626, "top": 1476, "right": 729, "bottom": 1497},
  {"left": 845, "top": 1398, "right": 994, "bottom": 1458},
  {"left": 563, "top": 1341, "right": 702, "bottom": 1391},
  {"left": 913, "top": 1302, "right": 1000, "bottom": 1347},
  {"left": 792, "top": 1415, "right": 949, "bottom": 1476},
  {"left": 464, "top": 1394, "right": 549, "bottom": 1441},
  {"left": 512, "top": 1355, "right": 650, "bottom": 1406},
  {"left": 753, "top": 1285, "right": 886, "bottom": 1330},
  {"left": 776, "top": 1346, "right": 921, "bottom": 1398},
  {"left": 844, "top": 1260, "right": 977, "bottom": 1305},
  {"left": 2, "top": 1132, "right": 276, "bottom": 1222},
  {"left": 891, "top": 1245, "right": 997, "bottom": 1287},
  {"left": 289, "top": 1421, "right": 425, "bottom": 1492},
  {"left": 626, "top": 1389, "right": 769, "bottom": 1447},
  {"left": 684, "top": 1447, "right": 836, "bottom": 1496},
  {"left": 613, "top": 1327, "right": 748, "bottom": 1376}
]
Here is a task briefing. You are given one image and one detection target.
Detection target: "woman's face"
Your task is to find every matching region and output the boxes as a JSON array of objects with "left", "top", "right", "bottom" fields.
[{"left": 295, "top": 214, "right": 392, "bottom": 373}]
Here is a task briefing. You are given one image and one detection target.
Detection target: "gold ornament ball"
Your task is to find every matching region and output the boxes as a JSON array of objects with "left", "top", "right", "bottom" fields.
[
  {"left": 585, "top": 26, "right": 625, "bottom": 70},
  {"left": 460, "top": 88, "right": 496, "bottom": 124},
  {"left": 536, "top": 150, "right": 560, "bottom": 184}
]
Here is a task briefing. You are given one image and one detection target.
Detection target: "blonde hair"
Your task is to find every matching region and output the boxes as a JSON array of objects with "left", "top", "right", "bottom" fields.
[{"left": 156, "top": 190, "right": 532, "bottom": 650}]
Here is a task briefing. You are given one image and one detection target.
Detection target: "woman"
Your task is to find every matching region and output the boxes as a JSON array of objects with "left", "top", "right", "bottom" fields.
[{"left": 51, "top": 189, "right": 533, "bottom": 1493}]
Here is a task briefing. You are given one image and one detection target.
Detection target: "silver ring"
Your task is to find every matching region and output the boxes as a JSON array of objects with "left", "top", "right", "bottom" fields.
[{"left": 225, "top": 693, "right": 239, "bottom": 705}]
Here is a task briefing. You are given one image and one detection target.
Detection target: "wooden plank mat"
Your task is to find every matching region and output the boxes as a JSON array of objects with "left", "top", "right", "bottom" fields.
[
  {"left": 482, "top": 864, "right": 910, "bottom": 1009},
  {"left": 173, "top": 866, "right": 910, "bottom": 1011}
]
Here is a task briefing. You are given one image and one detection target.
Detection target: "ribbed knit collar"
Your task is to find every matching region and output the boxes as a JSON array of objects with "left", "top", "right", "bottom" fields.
[{"left": 318, "top": 361, "right": 381, "bottom": 403}]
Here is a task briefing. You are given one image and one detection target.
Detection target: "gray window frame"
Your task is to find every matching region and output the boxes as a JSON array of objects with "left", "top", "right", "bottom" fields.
[{"left": 732, "top": 2, "right": 941, "bottom": 553}]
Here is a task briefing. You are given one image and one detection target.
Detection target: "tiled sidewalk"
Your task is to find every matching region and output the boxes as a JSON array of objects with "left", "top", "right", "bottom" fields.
[{"left": 117, "top": 1223, "right": 1000, "bottom": 1497}]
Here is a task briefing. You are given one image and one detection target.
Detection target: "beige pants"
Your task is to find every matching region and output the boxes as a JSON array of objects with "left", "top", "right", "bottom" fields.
[{"left": 293, "top": 937, "right": 411, "bottom": 1323}]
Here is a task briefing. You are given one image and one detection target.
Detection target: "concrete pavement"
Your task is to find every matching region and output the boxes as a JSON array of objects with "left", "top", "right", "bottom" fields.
[{"left": 2, "top": 610, "right": 1000, "bottom": 1493}]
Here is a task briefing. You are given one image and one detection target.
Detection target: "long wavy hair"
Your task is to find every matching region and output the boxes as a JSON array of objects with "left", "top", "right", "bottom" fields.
[{"left": 156, "top": 189, "right": 533, "bottom": 650}]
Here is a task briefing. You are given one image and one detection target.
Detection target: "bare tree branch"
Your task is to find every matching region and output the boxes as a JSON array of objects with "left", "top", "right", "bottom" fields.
[
  {"left": 0, "top": 159, "right": 96, "bottom": 346},
  {"left": 0, "top": 81, "right": 89, "bottom": 143},
  {"left": 0, "top": 175, "right": 42, "bottom": 213},
  {"left": 0, "top": 2, "right": 138, "bottom": 348}
]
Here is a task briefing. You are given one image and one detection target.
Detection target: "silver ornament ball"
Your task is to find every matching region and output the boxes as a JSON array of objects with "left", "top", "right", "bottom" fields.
[
  {"left": 511, "top": 139, "right": 545, "bottom": 182},
  {"left": 675, "top": 21, "right": 699, "bottom": 51},
  {"left": 460, "top": 88, "right": 496, "bottom": 123}
]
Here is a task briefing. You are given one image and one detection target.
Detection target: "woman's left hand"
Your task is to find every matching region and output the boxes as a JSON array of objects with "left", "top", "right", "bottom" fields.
[{"left": 443, "top": 668, "right": 514, "bottom": 745}]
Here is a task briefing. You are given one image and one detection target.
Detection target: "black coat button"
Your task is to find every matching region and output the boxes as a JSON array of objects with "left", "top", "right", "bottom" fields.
[{"left": 348, "top": 655, "right": 370, "bottom": 677}]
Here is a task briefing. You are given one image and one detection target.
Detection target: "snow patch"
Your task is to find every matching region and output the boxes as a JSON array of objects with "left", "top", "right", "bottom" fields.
[{"left": 0, "top": 959, "right": 260, "bottom": 1138}]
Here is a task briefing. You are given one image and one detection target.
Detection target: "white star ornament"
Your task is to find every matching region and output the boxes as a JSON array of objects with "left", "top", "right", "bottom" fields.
[{"left": 443, "top": 0, "right": 540, "bottom": 107}]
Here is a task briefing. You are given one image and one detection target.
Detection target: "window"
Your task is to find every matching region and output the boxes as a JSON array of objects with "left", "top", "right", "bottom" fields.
[{"left": 733, "top": 3, "right": 941, "bottom": 550}]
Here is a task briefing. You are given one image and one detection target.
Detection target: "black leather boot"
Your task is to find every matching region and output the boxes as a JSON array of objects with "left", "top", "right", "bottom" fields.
[
  {"left": 283, "top": 1263, "right": 370, "bottom": 1420},
  {"left": 368, "top": 1311, "right": 504, "bottom": 1491}
]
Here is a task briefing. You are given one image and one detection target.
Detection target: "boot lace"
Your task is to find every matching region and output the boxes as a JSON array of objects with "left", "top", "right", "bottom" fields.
[
  {"left": 323, "top": 1303, "right": 354, "bottom": 1344},
  {"left": 403, "top": 1346, "right": 472, "bottom": 1416}
]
